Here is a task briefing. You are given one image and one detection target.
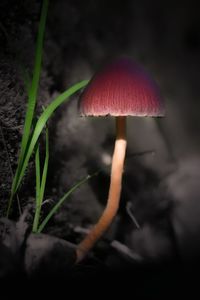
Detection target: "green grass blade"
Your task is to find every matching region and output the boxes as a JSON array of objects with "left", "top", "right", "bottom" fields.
[
  {"left": 32, "top": 128, "right": 49, "bottom": 232},
  {"left": 38, "top": 127, "right": 49, "bottom": 206},
  {"left": 7, "top": 0, "right": 49, "bottom": 216},
  {"left": 37, "top": 172, "right": 98, "bottom": 233},
  {"left": 16, "top": 0, "right": 49, "bottom": 174},
  {"left": 7, "top": 80, "right": 88, "bottom": 216},
  {"left": 35, "top": 144, "right": 41, "bottom": 200},
  {"left": 32, "top": 144, "right": 41, "bottom": 232},
  {"left": 14, "top": 80, "right": 89, "bottom": 195}
]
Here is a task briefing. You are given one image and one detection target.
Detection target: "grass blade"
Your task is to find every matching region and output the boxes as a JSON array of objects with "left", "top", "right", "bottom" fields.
[
  {"left": 35, "top": 144, "right": 41, "bottom": 200},
  {"left": 39, "top": 127, "right": 49, "bottom": 207},
  {"left": 32, "top": 143, "right": 41, "bottom": 232},
  {"left": 37, "top": 172, "right": 98, "bottom": 233},
  {"left": 16, "top": 0, "right": 49, "bottom": 176},
  {"left": 7, "top": 79, "right": 88, "bottom": 215},
  {"left": 32, "top": 128, "right": 49, "bottom": 232},
  {"left": 14, "top": 80, "right": 89, "bottom": 195},
  {"left": 7, "top": 0, "right": 49, "bottom": 216}
]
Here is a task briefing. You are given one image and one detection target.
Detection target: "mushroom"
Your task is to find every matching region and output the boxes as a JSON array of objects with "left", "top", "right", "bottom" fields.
[{"left": 76, "top": 57, "right": 164, "bottom": 262}]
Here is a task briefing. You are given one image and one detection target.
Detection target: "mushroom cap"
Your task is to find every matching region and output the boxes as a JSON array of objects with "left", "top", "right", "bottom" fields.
[{"left": 79, "top": 58, "right": 165, "bottom": 117}]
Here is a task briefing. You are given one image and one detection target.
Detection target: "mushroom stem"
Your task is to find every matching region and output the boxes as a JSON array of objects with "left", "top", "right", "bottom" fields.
[{"left": 76, "top": 116, "right": 127, "bottom": 262}]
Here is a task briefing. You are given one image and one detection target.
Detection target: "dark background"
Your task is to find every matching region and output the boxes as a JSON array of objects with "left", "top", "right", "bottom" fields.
[{"left": 1, "top": 0, "right": 200, "bottom": 284}]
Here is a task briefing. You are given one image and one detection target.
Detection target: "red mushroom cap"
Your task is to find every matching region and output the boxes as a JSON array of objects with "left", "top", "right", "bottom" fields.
[{"left": 79, "top": 58, "right": 164, "bottom": 117}]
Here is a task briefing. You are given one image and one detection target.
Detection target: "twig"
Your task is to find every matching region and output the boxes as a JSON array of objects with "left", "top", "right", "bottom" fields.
[
  {"left": 73, "top": 226, "right": 91, "bottom": 235},
  {"left": 126, "top": 201, "right": 140, "bottom": 229},
  {"left": 73, "top": 225, "right": 143, "bottom": 262},
  {"left": 111, "top": 240, "right": 143, "bottom": 262}
]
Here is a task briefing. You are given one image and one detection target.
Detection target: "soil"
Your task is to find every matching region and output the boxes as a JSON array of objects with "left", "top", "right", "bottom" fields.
[{"left": 1, "top": 0, "right": 200, "bottom": 293}]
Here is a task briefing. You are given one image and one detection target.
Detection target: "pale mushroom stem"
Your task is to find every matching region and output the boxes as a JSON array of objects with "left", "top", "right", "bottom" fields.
[{"left": 76, "top": 116, "right": 127, "bottom": 262}]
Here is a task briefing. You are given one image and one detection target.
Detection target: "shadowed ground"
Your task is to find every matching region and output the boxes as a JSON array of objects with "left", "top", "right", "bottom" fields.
[{"left": 0, "top": 0, "right": 200, "bottom": 286}]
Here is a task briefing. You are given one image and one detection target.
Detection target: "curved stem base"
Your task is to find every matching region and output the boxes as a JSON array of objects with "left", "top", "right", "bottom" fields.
[{"left": 76, "top": 116, "right": 127, "bottom": 262}]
